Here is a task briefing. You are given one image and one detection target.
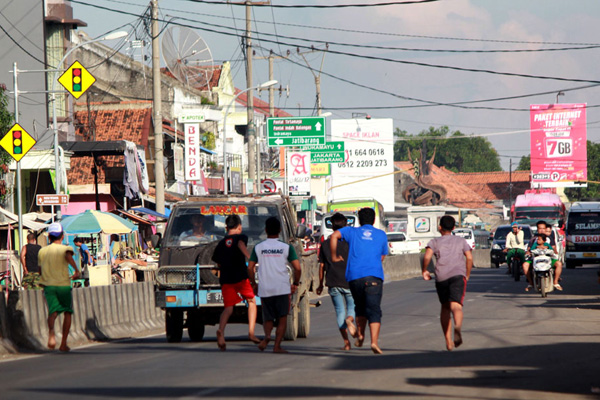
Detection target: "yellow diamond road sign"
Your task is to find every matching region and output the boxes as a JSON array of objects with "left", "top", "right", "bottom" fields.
[
  {"left": 1, "top": 123, "right": 36, "bottom": 162},
  {"left": 57, "top": 60, "right": 96, "bottom": 99}
]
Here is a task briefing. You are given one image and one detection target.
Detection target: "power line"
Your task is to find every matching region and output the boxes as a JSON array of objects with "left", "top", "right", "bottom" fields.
[
  {"left": 0, "top": 24, "right": 47, "bottom": 66},
  {"left": 175, "top": 0, "right": 442, "bottom": 8}
]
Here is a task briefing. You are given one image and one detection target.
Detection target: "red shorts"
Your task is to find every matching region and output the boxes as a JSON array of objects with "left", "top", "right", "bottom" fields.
[{"left": 221, "top": 279, "right": 255, "bottom": 307}]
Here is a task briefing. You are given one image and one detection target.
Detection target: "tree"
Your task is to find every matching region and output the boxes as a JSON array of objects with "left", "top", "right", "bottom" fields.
[
  {"left": 516, "top": 155, "right": 530, "bottom": 170},
  {"left": 0, "top": 85, "right": 14, "bottom": 205},
  {"left": 565, "top": 141, "right": 600, "bottom": 201},
  {"left": 394, "top": 125, "right": 501, "bottom": 172}
]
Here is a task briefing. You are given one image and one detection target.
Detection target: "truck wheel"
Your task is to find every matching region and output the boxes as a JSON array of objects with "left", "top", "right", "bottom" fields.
[
  {"left": 166, "top": 310, "right": 184, "bottom": 343},
  {"left": 566, "top": 260, "right": 576, "bottom": 269},
  {"left": 284, "top": 305, "right": 298, "bottom": 341},
  {"left": 492, "top": 261, "right": 499, "bottom": 269},
  {"left": 187, "top": 311, "right": 205, "bottom": 342},
  {"left": 297, "top": 295, "right": 310, "bottom": 338}
]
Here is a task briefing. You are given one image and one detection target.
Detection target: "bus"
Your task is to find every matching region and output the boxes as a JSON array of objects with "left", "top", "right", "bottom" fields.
[
  {"left": 565, "top": 202, "right": 600, "bottom": 269},
  {"left": 511, "top": 189, "right": 566, "bottom": 228},
  {"left": 326, "top": 198, "right": 387, "bottom": 231}
]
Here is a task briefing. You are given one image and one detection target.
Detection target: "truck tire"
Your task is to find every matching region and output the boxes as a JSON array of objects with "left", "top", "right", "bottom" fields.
[
  {"left": 297, "top": 295, "right": 310, "bottom": 338},
  {"left": 566, "top": 259, "right": 577, "bottom": 269},
  {"left": 284, "top": 305, "right": 298, "bottom": 341},
  {"left": 166, "top": 310, "right": 184, "bottom": 343},
  {"left": 195, "top": 242, "right": 221, "bottom": 284},
  {"left": 187, "top": 311, "right": 205, "bottom": 342}
]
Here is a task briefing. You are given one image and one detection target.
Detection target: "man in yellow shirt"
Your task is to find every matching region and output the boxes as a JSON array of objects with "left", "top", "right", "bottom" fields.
[{"left": 38, "top": 223, "right": 79, "bottom": 352}]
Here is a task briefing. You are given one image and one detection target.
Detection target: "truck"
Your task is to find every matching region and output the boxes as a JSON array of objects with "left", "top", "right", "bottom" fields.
[
  {"left": 327, "top": 198, "right": 387, "bottom": 231},
  {"left": 154, "top": 194, "right": 319, "bottom": 342},
  {"left": 406, "top": 205, "right": 459, "bottom": 249},
  {"left": 511, "top": 189, "right": 566, "bottom": 228},
  {"left": 564, "top": 202, "right": 600, "bottom": 269},
  {"left": 386, "top": 232, "right": 421, "bottom": 255}
]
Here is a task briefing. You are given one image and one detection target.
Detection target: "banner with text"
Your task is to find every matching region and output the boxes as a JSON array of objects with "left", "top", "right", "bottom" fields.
[
  {"left": 530, "top": 104, "right": 587, "bottom": 188},
  {"left": 185, "top": 123, "right": 201, "bottom": 181},
  {"left": 330, "top": 119, "right": 394, "bottom": 211},
  {"left": 287, "top": 151, "right": 311, "bottom": 196}
]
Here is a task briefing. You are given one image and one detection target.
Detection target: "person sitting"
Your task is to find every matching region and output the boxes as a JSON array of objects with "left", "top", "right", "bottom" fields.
[
  {"left": 178, "top": 214, "right": 216, "bottom": 245},
  {"left": 523, "top": 233, "right": 562, "bottom": 292},
  {"left": 503, "top": 223, "right": 526, "bottom": 274}
]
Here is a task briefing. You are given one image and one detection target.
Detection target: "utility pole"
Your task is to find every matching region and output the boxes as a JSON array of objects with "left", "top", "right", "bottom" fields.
[
  {"left": 152, "top": 0, "right": 165, "bottom": 213},
  {"left": 509, "top": 158, "right": 513, "bottom": 220},
  {"left": 298, "top": 45, "right": 328, "bottom": 116}
]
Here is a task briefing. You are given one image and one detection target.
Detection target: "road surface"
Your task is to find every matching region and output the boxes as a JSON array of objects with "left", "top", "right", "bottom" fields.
[{"left": 2, "top": 266, "right": 600, "bottom": 399}]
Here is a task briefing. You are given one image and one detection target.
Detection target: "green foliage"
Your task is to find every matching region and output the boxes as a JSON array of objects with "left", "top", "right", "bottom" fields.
[
  {"left": 394, "top": 125, "right": 501, "bottom": 172},
  {"left": 200, "top": 97, "right": 215, "bottom": 105},
  {"left": 0, "top": 85, "right": 14, "bottom": 204},
  {"left": 565, "top": 141, "right": 600, "bottom": 201},
  {"left": 516, "top": 155, "right": 530, "bottom": 171},
  {"left": 201, "top": 131, "right": 216, "bottom": 150}
]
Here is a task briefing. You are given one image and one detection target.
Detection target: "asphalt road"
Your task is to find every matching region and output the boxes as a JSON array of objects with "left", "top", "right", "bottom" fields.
[{"left": 2, "top": 266, "right": 600, "bottom": 400}]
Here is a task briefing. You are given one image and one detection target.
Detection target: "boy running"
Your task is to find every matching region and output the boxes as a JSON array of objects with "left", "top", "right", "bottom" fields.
[
  {"left": 248, "top": 217, "right": 301, "bottom": 353},
  {"left": 211, "top": 215, "right": 260, "bottom": 350},
  {"left": 422, "top": 215, "right": 473, "bottom": 351}
]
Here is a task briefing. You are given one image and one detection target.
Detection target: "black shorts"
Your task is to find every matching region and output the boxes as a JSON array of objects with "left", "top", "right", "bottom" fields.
[
  {"left": 261, "top": 294, "right": 290, "bottom": 322},
  {"left": 435, "top": 275, "right": 467, "bottom": 305},
  {"left": 348, "top": 276, "right": 383, "bottom": 324}
]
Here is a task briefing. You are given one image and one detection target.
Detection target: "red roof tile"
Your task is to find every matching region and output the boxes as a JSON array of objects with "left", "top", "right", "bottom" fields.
[
  {"left": 161, "top": 65, "right": 222, "bottom": 91},
  {"left": 235, "top": 89, "right": 293, "bottom": 118},
  {"left": 451, "top": 171, "right": 531, "bottom": 201}
]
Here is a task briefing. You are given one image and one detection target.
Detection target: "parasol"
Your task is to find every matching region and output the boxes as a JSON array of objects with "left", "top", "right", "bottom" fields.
[{"left": 60, "top": 210, "right": 137, "bottom": 234}]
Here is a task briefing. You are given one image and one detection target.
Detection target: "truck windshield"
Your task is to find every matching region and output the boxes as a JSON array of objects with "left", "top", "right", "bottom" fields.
[
  {"left": 165, "top": 204, "right": 281, "bottom": 247},
  {"left": 567, "top": 212, "right": 600, "bottom": 234}
]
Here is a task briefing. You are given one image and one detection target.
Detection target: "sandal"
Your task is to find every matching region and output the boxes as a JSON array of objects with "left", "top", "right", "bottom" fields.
[
  {"left": 553, "top": 284, "right": 563, "bottom": 291},
  {"left": 525, "top": 285, "right": 533, "bottom": 292}
]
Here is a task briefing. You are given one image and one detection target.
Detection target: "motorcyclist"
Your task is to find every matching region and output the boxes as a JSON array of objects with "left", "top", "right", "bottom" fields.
[
  {"left": 503, "top": 222, "right": 526, "bottom": 274},
  {"left": 523, "top": 222, "right": 564, "bottom": 292}
]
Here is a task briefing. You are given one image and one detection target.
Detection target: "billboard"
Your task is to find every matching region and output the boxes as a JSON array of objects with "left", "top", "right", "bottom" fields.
[
  {"left": 286, "top": 151, "right": 311, "bottom": 196},
  {"left": 530, "top": 104, "right": 587, "bottom": 188},
  {"left": 329, "top": 118, "right": 394, "bottom": 211}
]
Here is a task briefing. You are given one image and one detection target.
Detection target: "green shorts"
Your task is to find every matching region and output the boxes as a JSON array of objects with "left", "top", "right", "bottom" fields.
[{"left": 43, "top": 286, "right": 73, "bottom": 315}]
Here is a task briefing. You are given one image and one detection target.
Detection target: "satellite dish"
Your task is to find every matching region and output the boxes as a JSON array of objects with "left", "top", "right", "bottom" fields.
[{"left": 162, "top": 26, "right": 214, "bottom": 89}]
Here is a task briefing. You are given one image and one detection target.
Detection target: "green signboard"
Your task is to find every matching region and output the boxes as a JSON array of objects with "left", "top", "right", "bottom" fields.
[
  {"left": 301, "top": 141, "right": 344, "bottom": 152},
  {"left": 267, "top": 117, "right": 326, "bottom": 147},
  {"left": 310, "top": 152, "right": 344, "bottom": 163}
]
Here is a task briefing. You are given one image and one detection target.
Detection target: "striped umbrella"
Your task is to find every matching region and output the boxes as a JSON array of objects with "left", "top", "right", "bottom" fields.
[{"left": 60, "top": 210, "right": 137, "bottom": 234}]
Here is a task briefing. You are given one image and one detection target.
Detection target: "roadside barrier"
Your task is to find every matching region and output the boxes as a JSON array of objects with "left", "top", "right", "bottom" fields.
[{"left": 2, "top": 282, "right": 163, "bottom": 352}]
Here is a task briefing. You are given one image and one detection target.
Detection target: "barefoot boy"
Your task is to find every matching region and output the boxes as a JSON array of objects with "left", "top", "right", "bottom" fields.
[
  {"left": 38, "top": 222, "right": 80, "bottom": 352},
  {"left": 211, "top": 214, "right": 260, "bottom": 350},
  {"left": 248, "top": 217, "right": 301, "bottom": 353},
  {"left": 422, "top": 215, "right": 473, "bottom": 351}
]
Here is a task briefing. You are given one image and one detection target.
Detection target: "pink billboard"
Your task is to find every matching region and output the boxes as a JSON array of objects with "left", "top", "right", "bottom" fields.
[{"left": 530, "top": 103, "right": 587, "bottom": 188}]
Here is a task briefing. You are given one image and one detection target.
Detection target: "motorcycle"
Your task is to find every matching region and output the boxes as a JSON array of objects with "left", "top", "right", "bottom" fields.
[{"left": 531, "top": 248, "right": 556, "bottom": 298}]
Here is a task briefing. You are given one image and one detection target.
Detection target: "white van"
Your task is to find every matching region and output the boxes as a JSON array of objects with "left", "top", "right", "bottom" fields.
[{"left": 452, "top": 228, "right": 476, "bottom": 250}]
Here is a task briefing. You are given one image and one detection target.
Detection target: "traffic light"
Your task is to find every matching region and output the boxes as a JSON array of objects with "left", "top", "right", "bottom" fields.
[
  {"left": 72, "top": 68, "right": 82, "bottom": 92},
  {"left": 13, "top": 130, "right": 22, "bottom": 155}
]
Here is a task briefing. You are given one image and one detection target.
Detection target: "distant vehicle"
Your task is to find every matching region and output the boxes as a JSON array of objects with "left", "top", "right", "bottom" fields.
[
  {"left": 452, "top": 228, "right": 475, "bottom": 250},
  {"left": 511, "top": 189, "right": 566, "bottom": 228},
  {"left": 386, "top": 232, "right": 420, "bottom": 255},
  {"left": 565, "top": 202, "right": 600, "bottom": 269},
  {"left": 327, "top": 198, "right": 386, "bottom": 231},
  {"left": 490, "top": 224, "right": 533, "bottom": 268},
  {"left": 319, "top": 212, "right": 358, "bottom": 242},
  {"left": 474, "top": 229, "right": 491, "bottom": 249},
  {"left": 387, "top": 219, "right": 407, "bottom": 233}
]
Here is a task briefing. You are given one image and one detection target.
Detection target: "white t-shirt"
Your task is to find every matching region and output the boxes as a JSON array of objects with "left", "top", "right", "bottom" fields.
[{"left": 250, "top": 238, "right": 298, "bottom": 298}]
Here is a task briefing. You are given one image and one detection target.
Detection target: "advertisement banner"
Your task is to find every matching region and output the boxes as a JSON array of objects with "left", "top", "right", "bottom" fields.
[
  {"left": 329, "top": 118, "right": 394, "bottom": 211},
  {"left": 287, "top": 151, "right": 311, "bottom": 196},
  {"left": 184, "top": 123, "right": 200, "bottom": 181},
  {"left": 530, "top": 104, "right": 587, "bottom": 188}
]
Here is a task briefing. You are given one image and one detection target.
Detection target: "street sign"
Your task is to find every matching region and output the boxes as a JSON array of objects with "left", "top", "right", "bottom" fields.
[
  {"left": 58, "top": 61, "right": 96, "bottom": 99},
  {"left": 310, "top": 152, "right": 344, "bottom": 163},
  {"left": 261, "top": 179, "right": 277, "bottom": 193},
  {"left": 36, "top": 194, "right": 69, "bottom": 206},
  {"left": 267, "top": 117, "right": 325, "bottom": 147},
  {"left": 0, "top": 123, "right": 36, "bottom": 162},
  {"left": 178, "top": 114, "right": 205, "bottom": 123},
  {"left": 301, "top": 141, "right": 345, "bottom": 152}
]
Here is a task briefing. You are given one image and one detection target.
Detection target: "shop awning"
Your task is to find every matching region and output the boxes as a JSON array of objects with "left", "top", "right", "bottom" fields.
[
  {"left": 130, "top": 206, "right": 170, "bottom": 219},
  {"left": 113, "top": 210, "right": 154, "bottom": 226}
]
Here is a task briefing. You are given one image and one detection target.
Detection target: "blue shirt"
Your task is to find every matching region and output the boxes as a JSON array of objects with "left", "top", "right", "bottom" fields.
[
  {"left": 79, "top": 243, "right": 90, "bottom": 265},
  {"left": 339, "top": 224, "right": 388, "bottom": 282}
]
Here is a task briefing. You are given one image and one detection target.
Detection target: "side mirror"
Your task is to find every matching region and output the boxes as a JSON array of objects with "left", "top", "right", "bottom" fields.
[
  {"left": 150, "top": 234, "right": 161, "bottom": 249},
  {"left": 296, "top": 224, "right": 307, "bottom": 238}
]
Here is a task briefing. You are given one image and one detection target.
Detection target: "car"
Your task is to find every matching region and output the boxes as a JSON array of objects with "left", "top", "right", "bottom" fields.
[
  {"left": 490, "top": 224, "right": 533, "bottom": 268},
  {"left": 452, "top": 228, "right": 476, "bottom": 250},
  {"left": 320, "top": 212, "right": 358, "bottom": 241},
  {"left": 386, "top": 232, "right": 420, "bottom": 255}
]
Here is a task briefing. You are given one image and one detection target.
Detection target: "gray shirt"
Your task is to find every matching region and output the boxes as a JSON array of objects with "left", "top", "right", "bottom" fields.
[{"left": 426, "top": 234, "right": 472, "bottom": 282}]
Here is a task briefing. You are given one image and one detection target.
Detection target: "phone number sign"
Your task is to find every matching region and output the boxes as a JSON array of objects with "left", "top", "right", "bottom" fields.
[{"left": 530, "top": 104, "right": 587, "bottom": 188}]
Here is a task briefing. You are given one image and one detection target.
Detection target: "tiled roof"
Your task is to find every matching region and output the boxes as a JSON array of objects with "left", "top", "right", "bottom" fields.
[
  {"left": 395, "top": 161, "right": 493, "bottom": 209},
  {"left": 161, "top": 65, "right": 222, "bottom": 91},
  {"left": 68, "top": 102, "right": 152, "bottom": 185},
  {"left": 451, "top": 170, "right": 531, "bottom": 202},
  {"left": 235, "top": 89, "right": 293, "bottom": 118}
]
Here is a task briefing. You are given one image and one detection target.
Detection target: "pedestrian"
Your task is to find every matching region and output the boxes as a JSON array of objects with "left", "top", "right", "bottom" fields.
[
  {"left": 73, "top": 237, "right": 94, "bottom": 269},
  {"left": 316, "top": 212, "right": 357, "bottom": 350},
  {"left": 211, "top": 214, "right": 260, "bottom": 351},
  {"left": 422, "top": 215, "right": 473, "bottom": 351},
  {"left": 248, "top": 217, "right": 301, "bottom": 353},
  {"left": 20, "top": 233, "right": 42, "bottom": 290},
  {"left": 330, "top": 207, "right": 388, "bottom": 355},
  {"left": 38, "top": 223, "right": 80, "bottom": 352}
]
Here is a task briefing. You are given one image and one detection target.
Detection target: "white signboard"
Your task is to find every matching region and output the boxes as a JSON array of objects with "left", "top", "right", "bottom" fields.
[
  {"left": 174, "top": 143, "right": 184, "bottom": 181},
  {"left": 329, "top": 118, "right": 394, "bottom": 211},
  {"left": 184, "top": 123, "right": 201, "bottom": 181},
  {"left": 287, "top": 151, "right": 311, "bottom": 196}
]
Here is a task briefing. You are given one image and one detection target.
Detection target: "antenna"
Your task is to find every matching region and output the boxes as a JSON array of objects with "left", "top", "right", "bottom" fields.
[{"left": 161, "top": 26, "right": 214, "bottom": 89}]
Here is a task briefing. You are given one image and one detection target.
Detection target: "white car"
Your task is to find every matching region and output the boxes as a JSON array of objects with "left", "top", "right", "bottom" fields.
[
  {"left": 452, "top": 228, "right": 476, "bottom": 250},
  {"left": 320, "top": 212, "right": 357, "bottom": 241},
  {"left": 386, "top": 232, "right": 420, "bottom": 255}
]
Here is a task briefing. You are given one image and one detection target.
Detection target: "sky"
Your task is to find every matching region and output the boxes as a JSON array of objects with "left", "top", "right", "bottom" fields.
[{"left": 71, "top": 0, "right": 600, "bottom": 171}]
